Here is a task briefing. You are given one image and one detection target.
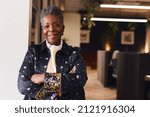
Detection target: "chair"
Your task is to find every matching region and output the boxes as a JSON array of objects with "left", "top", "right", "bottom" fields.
[{"left": 110, "top": 50, "right": 119, "bottom": 79}]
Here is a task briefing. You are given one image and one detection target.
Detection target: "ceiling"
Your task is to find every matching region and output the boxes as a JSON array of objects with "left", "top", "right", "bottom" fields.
[
  {"left": 63, "top": 0, "right": 150, "bottom": 19},
  {"left": 63, "top": 0, "right": 86, "bottom": 12}
]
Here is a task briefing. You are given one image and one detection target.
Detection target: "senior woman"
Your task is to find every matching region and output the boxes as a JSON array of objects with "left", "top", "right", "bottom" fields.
[{"left": 18, "top": 5, "right": 87, "bottom": 100}]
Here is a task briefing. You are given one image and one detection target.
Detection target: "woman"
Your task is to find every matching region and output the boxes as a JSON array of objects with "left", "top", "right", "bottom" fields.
[{"left": 18, "top": 5, "right": 87, "bottom": 100}]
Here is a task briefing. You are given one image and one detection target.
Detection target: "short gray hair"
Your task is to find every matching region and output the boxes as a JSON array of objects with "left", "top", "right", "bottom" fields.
[{"left": 40, "top": 5, "right": 63, "bottom": 25}]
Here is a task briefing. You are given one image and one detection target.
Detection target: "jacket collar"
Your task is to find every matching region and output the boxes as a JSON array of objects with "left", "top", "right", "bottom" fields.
[{"left": 39, "top": 40, "right": 70, "bottom": 54}]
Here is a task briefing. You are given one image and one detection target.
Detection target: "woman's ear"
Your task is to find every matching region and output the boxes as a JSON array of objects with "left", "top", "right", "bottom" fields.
[{"left": 62, "top": 25, "right": 65, "bottom": 35}]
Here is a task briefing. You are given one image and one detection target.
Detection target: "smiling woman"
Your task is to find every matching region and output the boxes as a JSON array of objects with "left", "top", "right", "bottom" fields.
[
  {"left": 30, "top": 0, "right": 63, "bottom": 45},
  {"left": 17, "top": 5, "right": 88, "bottom": 100},
  {"left": 41, "top": 14, "right": 64, "bottom": 45}
]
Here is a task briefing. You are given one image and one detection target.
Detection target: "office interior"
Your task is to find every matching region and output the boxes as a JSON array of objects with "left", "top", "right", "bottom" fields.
[{"left": 30, "top": 0, "right": 150, "bottom": 100}]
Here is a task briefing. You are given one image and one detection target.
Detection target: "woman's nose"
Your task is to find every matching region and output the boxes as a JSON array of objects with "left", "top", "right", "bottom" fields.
[{"left": 48, "top": 25, "right": 54, "bottom": 32}]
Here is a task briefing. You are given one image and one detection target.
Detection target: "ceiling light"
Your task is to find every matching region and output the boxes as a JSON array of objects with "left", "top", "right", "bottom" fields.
[
  {"left": 100, "top": 4, "right": 150, "bottom": 10},
  {"left": 91, "top": 17, "right": 148, "bottom": 23}
]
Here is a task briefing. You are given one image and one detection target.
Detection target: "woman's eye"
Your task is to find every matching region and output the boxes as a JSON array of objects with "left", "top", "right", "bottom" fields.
[
  {"left": 42, "top": 23, "right": 62, "bottom": 30},
  {"left": 43, "top": 25, "right": 49, "bottom": 29},
  {"left": 53, "top": 23, "right": 62, "bottom": 28}
]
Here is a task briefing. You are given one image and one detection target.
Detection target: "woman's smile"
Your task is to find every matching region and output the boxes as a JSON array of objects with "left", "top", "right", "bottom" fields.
[{"left": 42, "top": 15, "right": 64, "bottom": 45}]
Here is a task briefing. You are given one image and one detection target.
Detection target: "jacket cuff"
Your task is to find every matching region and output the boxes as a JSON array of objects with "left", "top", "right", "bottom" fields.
[
  {"left": 44, "top": 72, "right": 61, "bottom": 96},
  {"left": 35, "top": 73, "right": 61, "bottom": 100}
]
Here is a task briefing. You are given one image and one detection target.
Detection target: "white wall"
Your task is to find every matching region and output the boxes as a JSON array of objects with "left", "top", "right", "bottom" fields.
[
  {"left": 0, "top": 0, "right": 30, "bottom": 99},
  {"left": 63, "top": 13, "right": 80, "bottom": 47}
]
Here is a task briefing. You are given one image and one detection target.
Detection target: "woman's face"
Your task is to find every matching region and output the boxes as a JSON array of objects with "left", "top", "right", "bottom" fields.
[{"left": 41, "top": 15, "right": 64, "bottom": 45}]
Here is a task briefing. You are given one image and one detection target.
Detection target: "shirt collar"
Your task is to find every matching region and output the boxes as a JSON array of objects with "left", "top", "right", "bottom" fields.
[
  {"left": 39, "top": 40, "right": 70, "bottom": 55},
  {"left": 46, "top": 40, "right": 63, "bottom": 51}
]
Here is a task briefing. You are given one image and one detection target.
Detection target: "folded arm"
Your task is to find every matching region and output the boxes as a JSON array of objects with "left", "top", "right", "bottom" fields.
[
  {"left": 18, "top": 47, "right": 43, "bottom": 99},
  {"left": 61, "top": 50, "right": 88, "bottom": 94}
]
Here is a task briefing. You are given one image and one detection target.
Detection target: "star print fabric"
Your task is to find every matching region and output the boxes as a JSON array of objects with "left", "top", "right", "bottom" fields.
[{"left": 18, "top": 41, "right": 87, "bottom": 100}]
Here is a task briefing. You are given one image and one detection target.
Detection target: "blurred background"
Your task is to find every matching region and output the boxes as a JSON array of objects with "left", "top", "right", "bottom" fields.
[
  {"left": 1, "top": 0, "right": 150, "bottom": 99},
  {"left": 29, "top": 0, "right": 150, "bottom": 100}
]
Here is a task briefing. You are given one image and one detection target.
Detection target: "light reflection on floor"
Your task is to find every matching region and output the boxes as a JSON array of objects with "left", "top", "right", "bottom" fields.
[{"left": 84, "top": 67, "right": 116, "bottom": 100}]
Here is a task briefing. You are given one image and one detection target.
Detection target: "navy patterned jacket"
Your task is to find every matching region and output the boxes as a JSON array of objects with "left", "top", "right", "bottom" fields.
[{"left": 18, "top": 41, "right": 87, "bottom": 100}]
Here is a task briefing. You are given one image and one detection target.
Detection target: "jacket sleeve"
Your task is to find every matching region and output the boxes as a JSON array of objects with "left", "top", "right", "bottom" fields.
[
  {"left": 17, "top": 47, "right": 43, "bottom": 99},
  {"left": 61, "top": 48, "right": 88, "bottom": 94}
]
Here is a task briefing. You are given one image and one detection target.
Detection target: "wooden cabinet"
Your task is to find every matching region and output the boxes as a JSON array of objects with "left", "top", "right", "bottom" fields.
[
  {"left": 117, "top": 52, "right": 150, "bottom": 100},
  {"left": 97, "top": 50, "right": 113, "bottom": 87}
]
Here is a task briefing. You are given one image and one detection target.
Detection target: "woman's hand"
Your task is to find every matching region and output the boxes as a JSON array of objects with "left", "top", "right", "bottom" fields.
[{"left": 31, "top": 74, "right": 45, "bottom": 84}]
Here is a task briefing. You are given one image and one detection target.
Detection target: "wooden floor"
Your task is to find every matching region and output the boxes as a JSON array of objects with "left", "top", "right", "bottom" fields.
[{"left": 84, "top": 67, "right": 116, "bottom": 100}]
